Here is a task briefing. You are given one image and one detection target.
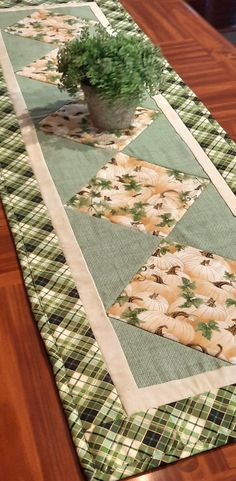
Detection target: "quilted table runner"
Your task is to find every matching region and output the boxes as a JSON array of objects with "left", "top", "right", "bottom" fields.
[{"left": 0, "top": 1, "right": 236, "bottom": 480}]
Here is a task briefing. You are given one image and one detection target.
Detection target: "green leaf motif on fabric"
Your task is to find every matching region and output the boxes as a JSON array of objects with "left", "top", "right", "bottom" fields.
[
  {"left": 224, "top": 271, "right": 236, "bottom": 282},
  {"left": 120, "top": 174, "right": 142, "bottom": 192},
  {"left": 130, "top": 202, "right": 147, "bottom": 222},
  {"left": 98, "top": 179, "right": 113, "bottom": 189},
  {"left": 123, "top": 307, "right": 146, "bottom": 326},
  {"left": 116, "top": 294, "right": 130, "bottom": 305},
  {"left": 179, "top": 191, "right": 191, "bottom": 204},
  {"left": 174, "top": 244, "right": 185, "bottom": 251},
  {"left": 181, "top": 278, "right": 196, "bottom": 290},
  {"left": 77, "top": 197, "right": 91, "bottom": 208},
  {"left": 157, "top": 213, "right": 175, "bottom": 228},
  {"left": 67, "top": 194, "right": 79, "bottom": 207},
  {"left": 167, "top": 169, "right": 185, "bottom": 182},
  {"left": 226, "top": 298, "right": 236, "bottom": 307},
  {"left": 180, "top": 278, "right": 204, "bottom": 308},
  {"left": 196, "top": 321, "right": 220, "bottom": 340}
]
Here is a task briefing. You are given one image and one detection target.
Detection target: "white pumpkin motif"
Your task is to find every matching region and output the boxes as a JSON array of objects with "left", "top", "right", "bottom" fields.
[
  {"left": 139, "top": 292, "right": 169, "bottom": 312},
  {"left": 161, "top": 266, "right": 190, "bottom": 287},
  {"left": 131, "top": 274, "right": 173, "bottom": 301},
  {"left": 154, "top": 173, "right": 184, "bottom": 194},
  {"left": 138, "top": 311, "right": 195, "bottom": 344},
  {"left": 204, "top": 324, "right": 236, "bottom": 361},
  {"left": 225, "top": 306, "right": 236, "bottom": 323},
  {"left": 123, "top": 281, "right": 169, "bottom": 312},
  {"left": 99, "top": 163, "right": 130, "bottom": 180},
  {"left": 176, "top": 247, "right": 230, "bottom": 280},
  {"left": 182, "top": 258, "right": 229, "bottom": 282},
  {"left": 145, "top": 196, "right": 180, "bottom": 221},
  {"left": 223, "top": 341, "right": 236, "bottom": 363},
  {"left": 169, "top": 296, "right": 203, "bottom": 319},
  {"left": 148, "top": 251, "right": 185, "bottom": 271},
  {"left": 129, "top": 186, "right": 155, "bottom": 204},
  {"left": 116, "top": 153, "right": 138, "bottom": 169},
  {"left": 124, "top": 280, "right": 160, "bottom": 298},
  {"left": 195, "top": 280, "right": 236, "bottom": 304},
  {"left": 137, "top": 310, "right": 167, "bottom": 333},
  {"left": 107, "top": 214, "right": 134, "bottom": 227},
  {"left": 132, "top": 166, "right": 160, "bottom": 187},
  {"left": 192, "top": 297, "right": 227, "bottom": 322}
]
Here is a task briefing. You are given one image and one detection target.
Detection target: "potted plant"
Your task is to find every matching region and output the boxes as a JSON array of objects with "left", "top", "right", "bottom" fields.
[{"left": 57, "top": 26, "right": 163, "bottom": 131}]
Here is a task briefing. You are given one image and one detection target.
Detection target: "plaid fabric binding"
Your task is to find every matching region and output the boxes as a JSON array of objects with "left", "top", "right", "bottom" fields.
[{"left": 0, "top": 2, "right": 235, "bottom": 481}]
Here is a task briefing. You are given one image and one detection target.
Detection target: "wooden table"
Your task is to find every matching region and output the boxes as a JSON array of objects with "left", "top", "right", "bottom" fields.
[{"left": 0, "top": 1, "right": 236, "bottom": 480}]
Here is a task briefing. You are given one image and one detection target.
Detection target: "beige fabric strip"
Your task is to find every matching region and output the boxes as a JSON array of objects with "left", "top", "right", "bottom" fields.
[
  {"left": 154, "top": 94, "right": 236, "bottom": 215},
  {"left": 1, "top": 14, "right": 236, "bottom": 416},
  {"left": 137, "top": 365, "right": 236, "bottom": 411}
]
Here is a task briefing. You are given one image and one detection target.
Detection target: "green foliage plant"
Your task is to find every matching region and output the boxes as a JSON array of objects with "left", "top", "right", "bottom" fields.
[{"left": 57, "top": 26, "right": 163, "bottom": 105}]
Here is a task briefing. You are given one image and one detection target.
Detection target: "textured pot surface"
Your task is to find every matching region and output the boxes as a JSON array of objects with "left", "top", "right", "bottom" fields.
[{"left": 82, "top": 83, "right": 137, "bottom": 130}]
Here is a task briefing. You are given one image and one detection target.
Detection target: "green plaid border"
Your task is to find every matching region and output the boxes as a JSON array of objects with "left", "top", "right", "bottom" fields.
[{"left": 0, "top": 2, "right": 235, "bottom": 481}]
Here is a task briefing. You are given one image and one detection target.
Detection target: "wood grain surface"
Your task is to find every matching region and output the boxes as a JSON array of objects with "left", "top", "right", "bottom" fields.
[
  {"left": 0, "top": 205, "right": 82, "bottom": 481},
  {"left": 0, "top": 1, "right": 235, "bottom": 480},
  {"left": 121, "top": 0, "right": 236, "bottom": 139}
]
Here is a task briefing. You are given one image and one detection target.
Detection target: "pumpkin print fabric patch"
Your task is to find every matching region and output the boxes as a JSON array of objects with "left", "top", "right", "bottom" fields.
[
  {"left": 17, "top": 48, "right": 60, "bottom": 85},
  {"left": 66, "top": 152, "right": 208, "bottom": 236},
  {"left": 40, "top": 103, "right": 157, "bottom": 150},
  {"left": 5, "top": 10, "right": 97, "bottom": 44},
  {"left": 108, "top": 241, "right": 236, "bottom": 363}
]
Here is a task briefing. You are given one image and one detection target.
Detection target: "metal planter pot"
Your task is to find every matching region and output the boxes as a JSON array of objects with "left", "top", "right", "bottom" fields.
[{"left": 82, "top": 83, "right": 137, "bottom": 131}]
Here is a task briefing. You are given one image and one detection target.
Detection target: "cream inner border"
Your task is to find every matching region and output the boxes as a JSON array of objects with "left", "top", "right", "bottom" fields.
[{"left": 1, "top": 2, "right": 236, "bottom": 417}]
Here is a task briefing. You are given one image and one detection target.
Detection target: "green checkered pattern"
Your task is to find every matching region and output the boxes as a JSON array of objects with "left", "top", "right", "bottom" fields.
[{"left": 0, "top": 1, "right": 236, "bottom": 481}]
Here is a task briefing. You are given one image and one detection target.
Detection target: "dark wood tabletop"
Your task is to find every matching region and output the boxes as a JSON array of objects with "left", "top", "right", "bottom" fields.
[{"left": 0, "top": 1, "right": 235, "bottom": 480}]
